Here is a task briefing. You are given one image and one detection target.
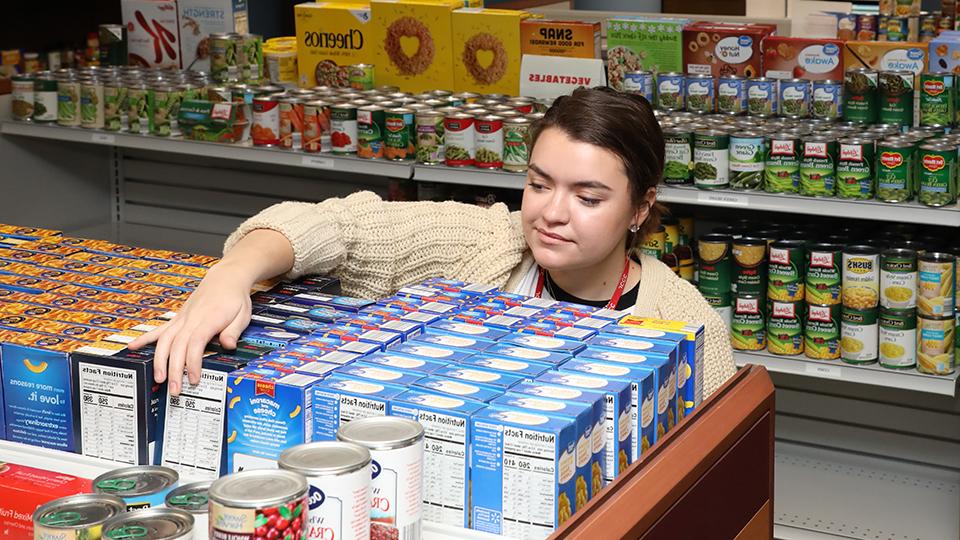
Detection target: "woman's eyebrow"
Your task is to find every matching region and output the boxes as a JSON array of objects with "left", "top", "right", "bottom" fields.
[{"left": 529, "top": 163, "right": 610, "bottom": 191}]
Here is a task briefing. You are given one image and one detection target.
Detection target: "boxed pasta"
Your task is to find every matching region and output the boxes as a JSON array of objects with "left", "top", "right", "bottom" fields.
[
  {"left": 521, "top": 19, "right": 602, "bottom": 59},
  {"left": 311, "top": 375, "right": 404, "bottom": 440},
  {"left": 843, "top": 41, "right": 928, "bottom": 74},
  {"left": 682, "top": 21, "right": 777, "bottom": 78},
  {"left": 761, "top": 37, "right": 844, "bottom": 80},
  {"left": 370, "top": 0, "right": 461, "bottom": 93},
  {"left": 295, "top": 2, "right": 374, "bottom": 87},
  {"left": 605, "top": 17, "right": 690, "bottom": 90},
  {"left": 452, "top": 8, "right": 532, "bottom": 95}
]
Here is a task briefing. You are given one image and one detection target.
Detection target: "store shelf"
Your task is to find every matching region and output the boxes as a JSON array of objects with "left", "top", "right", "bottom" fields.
[
  {"left": 734, "top": 350, "right": 960, "bottom": 397},
  {"left": 773, "top": 441, "right": 960, "bottom": 540},
  {"left": 414, "top": 163, "right": 526, "bottom": 189},
  {"left": 0, "top": 122, "right": 414, "bottom": 180}
]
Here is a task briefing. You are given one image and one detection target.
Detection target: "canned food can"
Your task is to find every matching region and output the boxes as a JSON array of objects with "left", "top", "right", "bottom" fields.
[
  {"left": 210, "top": 33, "right": 236, "bottom": 83},
  {"left": 835, "top": 137, "right": 876, "bottom": 199},
  {"left": 843, "top": 245, "right": 881, "bottom": 310},
  {"left": 876, "top": 138, "right": 915, "bottom": 202},
  {"left": 57, "top": 78, "right": 81, "bottom": 126},
  {"left": 102, "top": 507, "right": 194, "bottom": 540},
  {"left": 93, "top": 466, "right": 179, "bottom": 510},
  {"left": 693, "top": 130, "right": 730, "bottom": 189},
  {"left": 805, "top": 303, "right": 841, "bottom": 360},
  {"left": 779, "top": 79, "right": 811, "bottom": 118},
  {"left": 919, "top": 72, "right": 955, "bottom": 126},
  {"left": 769, "top": 239, "right": 806, "bottom": 302},
  {"left": 623, "top": 70, "right": 655, "bottom": 103},
  {"left": 11, "top": 75, "right": 34, "bottom": 121},
  {"left": 444, "top": 113, "right": 475, "bottom": 166},
  {"left": 656, "top": 72, "right": 685, "bottom": 111},
  {"left": 279, "top": 442, "right": 372, "bottom": 540},
  {"left": 231, "top": 34, "right": 250, "bottom": 82},
  {"left": 148, "top": 85, "right": 177, "bottom": 137},
  {"left": 357, "top": 105, "right": 386, "bottom": 159},
  {"left": 663, "top": 126, "right": 693, "bottom": 185},
  {"left": 33, "top": 493, "right": 126, "bottom": 540},
  {"left": 764, "top": 132, "right": 801, "bottom": 193},
  {"left": 799, "top": 135, "right": 838, "bottom": 197},
  {"left": 331, "top": 103, "right": 358, "bottom": 155},
  {"left": 732, "top": 236, "right": 768, "bottom": 296},
  {"left": 732, "top": 295, "right": 767, "bottom": 350},
  {"left": 242, "top": 34, "right": 264, "bottom": 83},
  {"left": 717, "top": 76, "right": 748, "bottom": 115},
  {"left": 917, "top": 252, "right": 956, "bottom": 317},
  {"left": 165, "top": 481, "right": 211, "bottom": 537},
  {"left": 767, "top": 300, "right": 804, "bottom": 355},
  {"left": 279, "top": 97, "right": 305, "bottom": 149},
  {"left": 33, "top": 74, "right": 59, "bottom": 123},
  {"left": 685, "top": 74, "right": 715, "bottom": 114},
  {"left": 641, "top": 225, "right": 667, "bottom": 259},
  {"left": 303, "top": 100, "right": 332, "bottom": 153},
  {"left": 884, "top": 15, "right": 912, "bottom": 41},
  {"left": 348, "top": 63, "right": 375, "bottom": 91},
  {"left": 337, "top": 416, "right": 425, "bottom": 540},
  {"left": 880, "top": 307, "right": 918, "bottom": 368},
  {"left": 881, "top": 248, "right": 918, "bottom": 309},
  {"left": 843, "top": 68, "right": 878, "bottom": 124},
  {"left": 917, "top": 314, "right": 956, "bottom": 374},
  {"left": 841, "top": 306, "right": 879, "bottom": 364},
  {"left": 99, "top": 24, "right": 127, "bottom": 67},
  {"left": 127, "top": 83, "right": 149, "bottom": 135},
  {"left": 474, "top": 114, "right": 504, "bottom": 169},
  {"left": 252, "top": 96, "right": 281, "bottom": 146},
  {"left": 806, "top": 243, "right": 843, "bottom": 305},
  {"left": 209, "top": 470, "right": 309, "bottom": 540},
  {"left": 507, "top": 98, "right": 535, "bottom": 114},
  {"left": 746, "top": 77, "right": 778, "bottom": 117},
  {"left": 917, "top": 143, "right": 957, "bottom": 207},
  {"left": 103, "top": 81, "right": 127, "bottom": 131},
  {"left": 728, "top": 131, "right": 765, "bottom": 191},
  {"left": 878, "top": 70, "right": 915, "bottom": 127},
  {"left": 697, "top": 233, "right": 733, "bottom": 304},
  {"left": 812, "top": 79, "right": 842, "bottom": 120},
  {"left": 502, "top": 117, "right": 531, "bottom": 172}
]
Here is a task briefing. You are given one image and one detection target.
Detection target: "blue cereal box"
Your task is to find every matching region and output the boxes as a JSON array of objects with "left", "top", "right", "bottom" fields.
[
  {"left": 535, "top": 370, "right": 632, "bottom": 482},
  {"left": 360, "top": 352, "right": 449, "bottom": 374},
  {"left": 409, "top": 332, "right": 493, "bottom": 351},
  {"left": 491, "top": 394, "right": 599, "bottom": 501},
  {"left": 335, "top": 362, "right": 424, "bottom": 387},
  {"left": 559, "top": 358, "right": 657, "bottom": 460},
  {"left": 311, "top": 375, "right": 404, "bottom": 441},
  {"left": 2, "top": 342, "right": 77, "bottom": 452},
  {"left": 470, "top": 407, "right": 579, "bottom": 539},
  {"left": 414, "top": 376, "right": 503, "bottom": 403},
  {"left": 485, "top": 342, "right": 572, "bottom": 366},
  {"left": 426, "top": 319, "right": 509, "bottom": 341},
  {"left": 433, "top": 365, "right": 525, "bottom": 392},
  {"left": 458, "top": 355, "right": 553, "bottom": 379},
  {"left": 389, "top": 342, "right": 474, "bottom": 363},
  {"left": 291, "top": 293, "right": 376, "bottom": 312},
  {"left": 226, "top": 367, "right": 321, "bottom": 472},
  {"left": 500, "top": 333, "right": 589, "bottom": 354},
  {"left": 390, "top": 389, "right": 486, "bottom": 528}
]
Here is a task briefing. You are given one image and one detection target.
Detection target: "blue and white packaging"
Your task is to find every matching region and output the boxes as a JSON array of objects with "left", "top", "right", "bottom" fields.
[
  {"left": 400, "top": 310, "right": 443, "bottom": 325},
  {"left": 409, "top": 332, "right": 493, "bottom": 352},
  {"left": 426, "top": 319, "right": 509, "bottom": 341},
  {"left": 500, "top": 333, "right": 589, "bottom": 354},
  {"left": 414, "top": 376, "right": 503, "bottom": 403},
  {"left": 378, "top": 319, "right": 424, "bottom": 340},
  {"left": 311, "top": 375, "right": 404, "bottom": 441},
  {"left": 570, "top": 317, "right": 616, "bottom": 331},
  {"left": 360, "top": 352, "right": 449, "bottom": 375},
  {"left": 432, "top": 365, "right": 525, "bottom": 392},
  {"left": 335, "top": 362, "right": 425, "bottom": 387},
  {"left": 458, "top": 355, "right": 553, "bottom": 379},
  {"left": 389, "top": 342, "right": 474, "bottom": 363},
  {"left": 239, "top": 327, "right": 303, "bottom": 349},
  {"left": 3, "top": 343, "right": 76, "bottom": 452},
  {"left": 337, "top": 340, "right": 381, "bottom": 357},
  {"left": 485, "top": 342, "right": 572, "bottom": 366}
]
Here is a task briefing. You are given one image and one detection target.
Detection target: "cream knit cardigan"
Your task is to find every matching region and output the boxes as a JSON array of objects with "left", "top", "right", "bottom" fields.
[{"left": 225, "top": 191, "right": 737, "bottom": 398}]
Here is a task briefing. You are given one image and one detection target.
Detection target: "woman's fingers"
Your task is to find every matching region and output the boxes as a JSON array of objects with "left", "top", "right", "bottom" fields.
[
  {"left": 218, "top": 298, "right": 252, "bottom": 350},
  {"left": 129, "top": 320, "right": 169, "bottom": 350},
  {"left": 152, "top": 318, "right": 183, "bottom": 383}
]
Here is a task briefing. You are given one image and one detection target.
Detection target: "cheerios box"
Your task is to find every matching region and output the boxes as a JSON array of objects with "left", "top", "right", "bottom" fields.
[
  {"left": 605, "top": 17, "right": 690, "bottom": 90},
  {"left": 370, "top": 0, "right": 461, "bottom": 93},
  {"left": 842, "top": 41, "right": 928, "bottom": 75},
  {"left": 390, "top": 388, "right": 486, "bottom": 528},
  {"left": 682, "top": 22, "right": 777, "bottom": 79},
  {"left": 294, "top": 2, "right": 374, "bottom": 88},
  {"left": 451, "top": 8, "right": 531, "bottom": 95},
  {"left": 312, "top": 375, "right": 405, "bottom": 441},
  {"left": 470, "top": 406, "right": 578, "bottom": 538},
  {"left": 761, "top": 36, "right": 844, "bottom": 80}
]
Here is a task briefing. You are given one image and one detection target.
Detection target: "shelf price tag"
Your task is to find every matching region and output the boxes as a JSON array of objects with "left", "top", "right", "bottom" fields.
[
  {"left": 91, "top": 133, "right": 116, "bottom": 145},
  {"left": 696, "top": 191, "right": 749, "bottom": 207},
  {"left": 804, "top": 362, "right": 841, "bottom": 379},
  {"left": 301, "top": 156, "right": 335, "bottom": 169}
]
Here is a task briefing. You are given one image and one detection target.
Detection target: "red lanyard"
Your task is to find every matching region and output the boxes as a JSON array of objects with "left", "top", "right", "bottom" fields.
[{"left": 535, "top": 257, "right": 632, "bottom": 310}]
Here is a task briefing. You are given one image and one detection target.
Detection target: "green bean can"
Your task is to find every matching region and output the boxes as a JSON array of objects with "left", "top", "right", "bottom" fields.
[
  {"left": 732, "top": 295, "right": 767, "bottom": 351},
  {"left": 732, "top": 237, "right": 768, "bottom": 297},
  {"left": 242, "top": 34, "right": 264, "bottom": 84},
  {"left": 917, "top": 143, "right": 957, "bottom": 207},
  {"left": 502, "top": 117, "right": 530, "bottom": 172},
  {"left": 56, "top": 77, "right": 81, "bottom": 127},
  {"left": 663, "top": 126, "right": 693, "bottom": 185},
  {"left": 841, "top": 306, "right": 879, "bottom": 364},
  {"left": 693, "top": 130, "right": 730, "bottom": 189},
  {"left": 843, "top": 68, "right": 878, "bottom": 124},
  {"left": 103, "top": 80, "right": 127, "bottom": 131},
  {"left": 806, "top": 243, "right": 843, "bottom": 305},
  {"left": 764, "top": 132, "right": 800, "bottom": 193},
  {"left": 80, "top": 79, "right": 105, "bottom": 129},
  {"left": 919, "top": 72, "right": 955, "bottom": 127},
  {"left": 767, "top": 300, "right": 804, "bottom": 356},
  {"left": 148, "top": 85, "right": 175, "bottom": 137},
  {"left": 210, "top": 33, "right": 236, "bottom": 83},
  {"left": 835, "top": 137, "right": 875, "bottom": 199},
  {"left": 800, "top": 135, "right": 838, "bottom": 197},
  {"left": 878, "top": 70, "right": 915, "bottom": 127},
  {"left": 127, "top": 83, "right": 149, "bottom": 135},
  {"left": 697, "top": 233, "right": 733, "bottom": 307},
  {"left": 805, "top": 303, "right": 841, "bottom": 360},
  {"left": 729, "top": 131, "right": 765, "bottom": 191},
  {"left": 879, "top": 307, "right": 917, "bottom": 368},
  {"left": 876, "top": 138, "right": 915, "bottom": 202},
  {"left": 769, "top": 239, "right": 806, "bottom": 302},
  {"left": 880, "top": 248, "right": 918, "bottom": 309}
]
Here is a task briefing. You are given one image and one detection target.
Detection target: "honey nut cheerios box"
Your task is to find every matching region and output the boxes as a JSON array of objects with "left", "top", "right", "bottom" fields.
[
  {"left": 521, "top": 19, "right": 601, "bottom": 60},
  {"left": 371, "top": 0, "right": 462, "bottom": 93},
  {"left": 295, "top": 2, "right": 374, "bottom": 88},
  {"left": 452, "top": 8, "right": 533, "bottom": 95}
]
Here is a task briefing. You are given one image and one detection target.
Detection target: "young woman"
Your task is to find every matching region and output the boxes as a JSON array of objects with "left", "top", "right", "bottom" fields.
[{"left": 132, "top": 87, "right": 736, "bottom": 397}]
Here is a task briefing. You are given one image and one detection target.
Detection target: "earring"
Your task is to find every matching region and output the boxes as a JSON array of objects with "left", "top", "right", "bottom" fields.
[{"left": 629, "top": 224, "right": 640, "bottom": 233}]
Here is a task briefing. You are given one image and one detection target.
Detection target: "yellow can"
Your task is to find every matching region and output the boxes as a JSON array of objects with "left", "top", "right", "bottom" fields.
[
  {"left": 917, "top": 252, "right": 956, "bottom": 318},
  {"left": 917, "top": 315, "right": 956, "bottom": 375},
  {"left": 678, "top": 216, "right": 695, "bottom": 246},
  {"left": 641, "top": 225, "right": 667, "bottom": 259},
  {"left": 662, "top": 215, "right": 680, "bottom": 254}
]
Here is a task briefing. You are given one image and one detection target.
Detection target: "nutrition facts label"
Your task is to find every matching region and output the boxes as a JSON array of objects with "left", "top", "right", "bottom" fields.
[
  {"left": 501, "top": 427, "right": 557, "bottom": 539},
  {"left": 78, "top": 362, "right": 139, "bottom": 465},
  {"left": 160, "top": 368, "right": 228, "bottom": 480},
  {"left": 416, "top": 410, "right": 468, "bottom": 527}
]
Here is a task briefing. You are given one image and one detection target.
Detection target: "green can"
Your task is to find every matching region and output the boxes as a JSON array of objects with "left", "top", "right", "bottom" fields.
[
  {"left": 242, "top": 34, "right": 264, "bottom": 84},
  {"left": 148, "top": 85, "right": 175, "bottom": 137},
  {"left": 729, "top": 131, "right": 765, "bottom": 191},
  {"left": 663, "top": 126, "right": 693, "bottom": 185},
  {"left": 800, "top": 135, "right": 838, "bottom": 197},
  {"left": 764, "top": 132, "right": 801, "bottom": 193},
  {"left": 210, "top": 33, "right": 237, "bottom": 83},
  {"left": 357, "top": 104, "right": 386, "bottom": 159},
  {"left": 731, "top": 295, "right": 766, "bottom": 351},
  {"left": 103, "top": 81, "right": 127, "bottom": 132},
  {"left": 919, "top": 72, "right": 955, "bottom": 127},
  {"left": 843, "top": 68, "right": 878, "bottom": 124},
  {"left": 349, "top": 63, "right": 375, "bottom": 91},
  {"left": 835, "top": 137, "right": 875, "bottom": 199},
  {"left": 767, "top": 300, "right": 804, "bottom": 356},
  {"left": 879, "top": 307, "right": 917, "bottom": 369},
  {"left": 876, "top": 138, "right": 915, "bottom": 202},
  {"left": 33, "top": 74, "right": 59, "bottom": 123},
  {"left": 693, "top": 129, "right": 730, "bottom": 189},
  {"left": 732, "top": 237, "right": 768, "bottom": 297},
  {"left": 384, "top": 107, "right": 416, "bottom": 161},
  {"left": 697, "top": 233, "right": 733, "bottom": 305},
  {"left": 880, "top": 248, "right": 918, "bottom": 309},
  {"left": 57, "top": 77, "right": 81, "bottom": 127},
  {"left": 80, "top": 79, "right": 105, "bottom": 129},
  {"left": 805, "top": 303, "right": 841, "bottom": 360},
  {"left": 878, "top": 71, "right": 915, "bottom": 127},
  {"left": 917, "top": 143, "right": 957, "bottom": 207},
  {"left": 841, "top": 306, "right": 879, "bottom": 364},
  {"left": 805, "top": 243, "right": 843, "bottom": 305},
  {"left": 768, "top": 239, "right": 806, "bottom": 302},
  {"left": 126, "top": 83, "right": 149, "bottom": 135}
]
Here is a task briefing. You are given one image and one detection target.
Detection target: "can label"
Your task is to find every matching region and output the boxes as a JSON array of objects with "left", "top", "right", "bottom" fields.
[
  {"left": 800, "top": 139, "right": 837, "bottom": 196},
  {"left": 747, "top": 80, "right": 777, "bottom": 116},
  {"left": 475, "top": 118, "right": 504, "bottom": 169},
  {"left": 685, "top": 77, "right": 714, "bottom": 113},
  {"left": 210, "top": 36, "right": 235, "bottom": 83},
  {"left": 693, "top": 132, "right": 730, "bottom": 189},
  {"left": 303, "top": 468, "right": 371, "bottom": 540},
  {"left": 769, "top": 246, "right": 805, "bottom": 302},
  {"left": 918, "top": 147, "right": 957, "bottom": 207},
  {"left": 358, "top": 108, "right": 386, "bottom": 159},
  {"left": 835, "top": 141, "right": 875, "bottom": 199},
  {"left": 657, "top": 74, "right": 684, "bottom": 110},
  {"left": 502, "top": 122, "right": 529, "bottom": 172},
  {"left": 779, "top": 80, "right": 810, "bottom": 117},
  {"left": 878, "top": 72, "right": 914, "bottom": 127},
  {"left": 641, "top": 230, "right": 666, "bottom": 259},
  {"left": 841, "top": 307, "right": 879, "bottom": 363},
  {"left": 919, "top": 73, "right": 954, "bottom": 126},
  {"left": 11, "top": 78, "right": 34, "bottom": 121},
  {"left": 805, "top": 303, "right": 841, "bottom": 360},
  {"left": 385, "top": 111, "right": 416, "bottom": 161},
  {"left": 331, "top": 107, "right": 358, "bottom": 154},
  {"left": 717, "top": 78, "right": 747, "bottom": 115},
  {"left": 252, "top": 99, "right": 280, "bottom": 146},
  {"left": 881, "top": 254, "right": 917, "bottom": 309},
  {"left": 812, "top": 81, "right": 842, "bottom": 119},
  {"left": 764, "top": 136, "right": 800, "bottom": 193},
  {"left": 729, "top": 134, "right": 765, "bottom": 191},
  {"left": 843, "top": 251, "right": 880, "bottom": 310},
  {"left": 303, "top": 103, "right": 331, "bottom": 153},
  {"left": 663, "top": 131, "right": 693, "bottom": 185},
  {"left": 697, "top": 241, "right": 732, "bottom": 304},
  {"left": 876, "top": 144, "right": 914, "bottom": 202},
  {"left": 767, "top": 300, "right": 804, "bottom": 355},
  {"left": 733, "top": 242, "right": 767, "bottom": 296},
  {"left": 367, "top": 441, "right": 424, "bottom": 540},
  {"left": 349, "top": 64, "right": 375, "bottom": 91},
  {"left": 623, "top": 72, "right": 655, "bottom": 102},
  {"left": 148, "top": 89, "right": 174, "bottom": 137},
  {"left": 57, "top": 80, "right": 80, "bottom": 126},
  {"left": 918, "top": 258, "right": 955, "bottom": 316},
  {"left": 806, "top": 248, "right": 842, "bottom": 305},
  {"left": 444, "top": 117, "right": 475, "bottom": 167},
  {"left": 843, "top": 70, "right": 878, "bottom": 124},
  {"left": 732, "top": 296, "right": 766, "bottom": 351},
  {"left": 104, "top": 86, "right": 127, "bottom": 131},
  {"left": 127, "top": 88, "right": 149, "bottom": 135},
  {"left": 80, "top": 82, "right": 105, "bottom": 129},
  {"left": 34, "top": 88, "right": 58, "bottom": 122},
  {"left": 917, "top": 316, "right": 955, "bottom": 374},
  {"left": 880, "top": 308, "right": 917, "bottom": 368},
  {"left": 210, "top": 496, "right": 309, "bottom": 540},
  {"left": 279, "top": 101, "right": 305, "bottom": 149}
]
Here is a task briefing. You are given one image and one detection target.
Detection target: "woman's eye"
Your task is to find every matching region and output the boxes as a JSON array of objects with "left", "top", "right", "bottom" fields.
[
  {"left": 579, "top": 196, "right": 601, "bottom": 207},
  {"left": 528, "top": 181, "right": 546, "bottom": 191}
]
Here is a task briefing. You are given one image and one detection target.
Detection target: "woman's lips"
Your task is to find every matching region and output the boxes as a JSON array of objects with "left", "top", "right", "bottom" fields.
[{"left": 536, "top": 228, "right": 572, "bottom": 244}]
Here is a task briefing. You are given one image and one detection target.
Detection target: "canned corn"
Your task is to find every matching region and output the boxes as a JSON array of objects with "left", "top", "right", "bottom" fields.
[
  {"left": 879, "top": 307, "right": 917, "bottom": 368},
  {"left": 841, "top": 306, "right": 879, "bottom": 364}
]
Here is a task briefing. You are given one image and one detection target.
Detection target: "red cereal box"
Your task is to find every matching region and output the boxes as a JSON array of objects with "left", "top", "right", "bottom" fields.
[
  {"left": 762, "top": 36, "right": 844, "bottom": 80},
  {"left": 683, "top": 22, "right": 777, "bottom": 78},
  {"left": 0, "top": 462, "right": 92, "bottom": 538}
]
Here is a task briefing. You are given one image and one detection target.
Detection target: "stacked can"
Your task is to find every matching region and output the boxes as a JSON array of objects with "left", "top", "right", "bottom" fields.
[
  {"left": 840, "top": 245, "right": 880, "bottom": 364},
  {"left": 878, "top": 248, "right": 919, "bottom": 368},
  {"left": 731, "top": 237, "right": 768, "bottom": 350},
  {"left": 916, "top": 252, "right": 956, "bottom": 374},
  {"left": 697, "top": 233, "right": 733, "bottom": 326},
  {"left": 805, "top": 243, "right": 843, "bottom": 360},
  {"left": 767, "top": 239, "right": 806, "bottom": 355}
]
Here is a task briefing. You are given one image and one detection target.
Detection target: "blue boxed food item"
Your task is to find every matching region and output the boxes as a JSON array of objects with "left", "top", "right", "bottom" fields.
[
  {"left": 390, "top": 388, "right": 487, "bottom": 528},
  {"left": 458, "top": 355, "right": 553, "bottom": 379},
  {"left": 517, "top": 321, "right": 598, "bottom": 342},
  {"left": 377, "top": 319, "right": 425, "bottom": 340},
  {"left": 360, "top": 351, "right": 449, "bottom": 375},
  {"left": 414, "top": 376, "right": 503, "bottom": 403},
  {"left": 409, "top": 332, "right": 493, "bottom": 351},
  {"left": 239, "top": 327, "right": 304, "bottom": 349},
  {"left": 432, "top": 365, "right": 525, "bottom": 392},
  {"left": 336, "top": 362, "right": 425, "bottom": 387},
  {"left": 400, "top": 310, "right": 444, "bottom": 325},
  {"left": 290, "top": 293, "right": 376, "bottom": 312},
  {"left": 389, "top": 342, "right": 474, "bottom": 363},
  {"left": 312, "top": 375, "right": 405, "bottom": 441},
  {"left": 451, "top": 310, "right": 526, "bottom": 330},
  {"left": 500, "top": 333, "right": 589, "bottom": 354},
  {"left": 425, "top": 319, "right": 510, "bottom": 341},
  {"left": 485, "top": 342, "right": 572, "bottom": 366},
  {"left": 570, "top": 316, "right": 617, "bottom": 330}
]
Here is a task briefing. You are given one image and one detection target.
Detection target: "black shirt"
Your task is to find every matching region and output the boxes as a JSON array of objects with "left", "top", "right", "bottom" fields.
[{"left": 544, "top": 272, "right": 639, "bottom": 311}]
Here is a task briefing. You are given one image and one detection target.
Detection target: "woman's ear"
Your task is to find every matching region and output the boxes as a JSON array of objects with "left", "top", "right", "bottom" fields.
[{"left": 633, "top": 186, "right": 658, "bottom": 226}]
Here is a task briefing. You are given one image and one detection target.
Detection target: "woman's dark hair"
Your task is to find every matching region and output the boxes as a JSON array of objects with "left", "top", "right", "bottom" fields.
[{"left": 528, "top": 87, "right": 666, "bottom": 247}]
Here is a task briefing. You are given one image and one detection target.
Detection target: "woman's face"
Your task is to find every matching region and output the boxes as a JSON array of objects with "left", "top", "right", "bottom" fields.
[{"left": 521, "top": 127, "right": 645, "bottom": 272}]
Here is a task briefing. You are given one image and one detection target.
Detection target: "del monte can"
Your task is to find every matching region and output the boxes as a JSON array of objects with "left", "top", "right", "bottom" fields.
[{"left": 919, "top": 72, "right": 954, "bottom": 127}]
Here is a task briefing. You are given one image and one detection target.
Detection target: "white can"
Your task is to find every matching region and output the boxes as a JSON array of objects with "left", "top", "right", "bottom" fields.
[
  {"left": 337, "top": 416, "right": 424, "bottom": 540},
  {"left": 279, "top": 442, "right": 372, "bottom": 540},
  {"left": 165, "top": 481, "right": 212, "bottom": 538}
]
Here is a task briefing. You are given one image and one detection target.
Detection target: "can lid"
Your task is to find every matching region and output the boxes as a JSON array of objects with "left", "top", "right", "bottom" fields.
[
  {"left": 33, "top": 494, "right": 126, "bottom": 529},
  {"left": 337, "top": 416, "right": 425, "bottom": 450},
  {"left": 807, "top": 242, "right": 843, "bottom": 252},
  {"left": 771, "top": 238, "right": 807, "bottom": 248},
  {"left": 882, "top": 247, "right": 918, "bottom": 259},
  {"left": 280, "top": 441, "right": 372, "bottom": 476},
  {"left": 165, "top": 481, "right": 212, "bottom": 514},
  {"left": 918, "top": 251, "right": 957, "bottom": 262},
  {"left": 102, "top": 508, "right": 194, "bottom": 540},
  {"left": 843, "top": 244, "right": 880, "bottom": 256},
  {"left": 698, "top": 232, "right": 732, "bottom": 243},
  {"left": 209, "top": 470, "right": 308, "bottom": 507},
  {"left": 93, "top": 466, "right": 179, "bottom": 497}
]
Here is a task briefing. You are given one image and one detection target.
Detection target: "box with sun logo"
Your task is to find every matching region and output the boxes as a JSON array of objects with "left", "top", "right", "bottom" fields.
[
  {"left": 452, "top": 8, "right": 531, "bottom": 95},
  {"left": 371, "top": 0, "right": 461, "bottom": 93}
]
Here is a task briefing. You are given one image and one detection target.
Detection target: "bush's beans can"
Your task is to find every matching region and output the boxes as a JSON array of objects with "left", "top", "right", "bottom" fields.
[
  {"left": 623, "top": 70, "right": 655, "bottom": 103},
  {"left": 33, "top": 493, "right": 126, "bottom": 540},
  {"left": 444, "top": 112, "right": 475, "bottom": 167},
  {"left": 917, "top": 143, "right": 958, "bottom": 207},
  {"left": 767, "top": 300, "right": 804, "bottom": 355},
  {"left": 474, "top": 114, "right": 504, "bottom": 169},
  {"left": 685, "top": 74, "right": 715, "bottom": 114},
  {"left": 800, "top": 135, "right": 838, "bottom": 197},
  {"left": 357, "top": 105, "right": 386, "bottom": 159},
  {"left": 33, "top": 73, "right": 59, "bottom": 123},
  {"left": 697, "top": 233, "right": 733, "bottom": 321},
  {"left": 919, "top": 72, "right": 954, "bottom": 127},
  {"left": 879, "top": 307, "right": 917, "bottom": 368},
  {"left": 93, "top": 466, "right": 179, "bottom": 510},
  {"left": 878, "top": 70, "right": 915, "bottom": 127},
  {"left": 768, "top": 239, "right": 806, "bottom": 302},
  {"left": 165, "top": 481, "right": 211, "bottom": 536},
  {"left": 805, "top": 303, "right": 841, "bottom": 360},
  {"left": 337, "top": 416, "right": 424, "bottom": 540},
  {"left": 917, "top": 252, "right": 956, "bottom": 317},
  {"left": 812, "top": 79, "right": 842, "bottom": 120},
  {"left": 209, "top": 470, "right": 309, "bottom": 540},
  {"left": 502, "top": 117, "right": 531, "bottom": 172},
  {"left": 718, "top": 75, "right": 748, "bottom": 115},
  {"left": 732, "top": 237, "right": 768, "bottom": 296},
  {"left": 843, "top": 245, "right": 881, "bottom": 310},
  {"left": 844, "top": 68, "right": 878, "bottom": 124},
  {"left": 656, "top": 72, "right": 685, "bottom": 111},
  {"left": 835, "top": 137, "right": 876, "bottom": 199},
  {"left": 880, "top": 248, "right": 918, "bottom": 309},
  {"left": 385, "top": 107, "right": 416, "bottom": 161},
  {"left": 805, "top": 243, "right": 843, "bottom": 305},
  {"left": 747, "top": 77, "right": 778, "bottom": 117},
  {"left": 764, "top": 132, "right": 801, "bottom": 193},
  {"left": 331, "top": 103, "right": 358, "bottom": 155},
  {"left": 693, "top": 130, "right": 730, "bottom": 189},
  {"left": 280, "top": 442, "right": 372, "bottom": 540},
  {"left": 732, "top": 295, "right": 766, "bottom": 351},
  {"left": 102, "top": 507, "right": 194, "bottom": 540},
  {"left": 841, "top": 306, "right": 879, "bottom": 364},
  {"left": 729, "top": 131, "right": 765, "bottom": 191},
  {"left": 663, "top": 126, "right": 693, "bottom": 185},
  {"left": 303, "top": 100, "right": 331, "bottom": 153},
  {"left": 416, "top": 110, "right": 446, "bottom": 166},
  {"left": 778, "top": 78, "right": 811, "bottom": 118},
  {"left": 917, "top": 315, "right": 956, "bottom": 374},
  {"left": 876, "top": 138, "right": 915, "bottom": 202}
]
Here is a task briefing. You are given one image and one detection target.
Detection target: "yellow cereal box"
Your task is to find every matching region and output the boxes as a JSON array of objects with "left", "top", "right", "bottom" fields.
[
  {"left": 295, "top": 2, "right": 374, "bottom": 88},
  {"left": 843, "top": 41, "right": 928, "bottom": 75},
  {"left": 520, "top": 19, "right": 601, "bottom": 59},
  {"left": 371, "top": 0, "right": 461, "bottom": 93},
  {"left": 452, "top": 8, "right": 531, "bottom": 95}
]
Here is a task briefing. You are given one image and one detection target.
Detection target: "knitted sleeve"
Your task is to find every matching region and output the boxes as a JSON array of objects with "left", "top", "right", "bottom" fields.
[{"left": 223, "top": 191, "right": 528, "bottom": 299}]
